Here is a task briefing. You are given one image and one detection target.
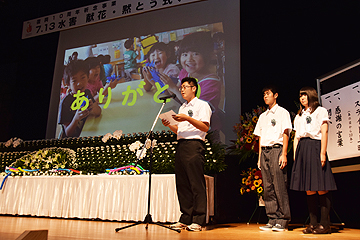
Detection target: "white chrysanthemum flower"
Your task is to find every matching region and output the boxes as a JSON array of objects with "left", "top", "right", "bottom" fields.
[
  {"left": 145, "top": 139, "right": 152, "bottom": 149},
  {"left": 113, "top": 130, "right": 123, "bottom": 140},
  {"left": 129, "top": 141, "right": 140, "bottom": 152},
  {"left": 152, "top": 139, "right": 157, "bottom": 148},
  {"left": 136, "top": 148, "right": 147, "bottom": 159},
  {"left": 102, "top": 133, "right": 112, "bottom": 143},
  {"left": 5, "top": 139, "right": 13, "bottom": 147},
  {"left": 13, "top": 139, "right": 22, "bottom": 147}
]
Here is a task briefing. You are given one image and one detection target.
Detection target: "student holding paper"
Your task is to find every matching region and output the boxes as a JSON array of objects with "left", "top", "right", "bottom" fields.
[{"left": 161, "top": 77, "right": 212, "bottom": 232}]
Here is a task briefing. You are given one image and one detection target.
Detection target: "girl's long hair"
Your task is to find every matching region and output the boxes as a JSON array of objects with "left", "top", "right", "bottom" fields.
[{"left": 298, "top": 86, "right": 320, "bottom": 116}]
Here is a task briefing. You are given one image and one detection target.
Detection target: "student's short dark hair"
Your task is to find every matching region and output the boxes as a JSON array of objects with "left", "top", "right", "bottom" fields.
[
  {"left": 124, "top": 39, "right": 134, "bottom": 49},
  {"left": 181, "top": 77, "right": 198, "bottom": 95},
  {"left": 262, "top": 85, "right": 279, "bottom": 96},
  {"left": 63, "top": 59, "right": 88, "bottom": 85}
]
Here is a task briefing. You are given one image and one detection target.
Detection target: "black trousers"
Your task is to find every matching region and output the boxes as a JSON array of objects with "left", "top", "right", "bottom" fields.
[{"left": 175, "top": 139, "right": 207, "bottom": 226}]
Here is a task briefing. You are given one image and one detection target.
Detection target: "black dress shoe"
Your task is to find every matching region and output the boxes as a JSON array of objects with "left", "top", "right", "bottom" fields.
[
  {"left": 312, "top": 224, "right": 331, "bottom": 234},
  {"left": 302, "top": 224, "right": 316, "bottom": 234}
]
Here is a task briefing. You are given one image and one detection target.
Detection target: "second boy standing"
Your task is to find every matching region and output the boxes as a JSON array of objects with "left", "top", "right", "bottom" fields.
[{"left": 254, "top": 85, "right": 292, "bottom": 231}]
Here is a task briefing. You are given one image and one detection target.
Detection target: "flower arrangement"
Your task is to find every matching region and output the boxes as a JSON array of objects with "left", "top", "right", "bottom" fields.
[
  {"left": 8, "top": 147, "right": 78, "bottom": 176},
  {"left": 240, "top": 167, "right": 264, "bottom": 197},
  {"left": 228, "top": 106, "right": 266, "bottom": 163}
]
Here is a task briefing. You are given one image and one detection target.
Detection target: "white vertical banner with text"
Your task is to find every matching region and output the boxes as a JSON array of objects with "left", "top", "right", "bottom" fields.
[{"left": 321, "top": 81, "right": 360, "bottom": 161}]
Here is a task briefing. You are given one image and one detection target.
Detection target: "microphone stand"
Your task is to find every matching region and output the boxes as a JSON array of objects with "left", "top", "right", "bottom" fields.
[{"left": 115, "top": 98, "right": 180, "bottom": 233}]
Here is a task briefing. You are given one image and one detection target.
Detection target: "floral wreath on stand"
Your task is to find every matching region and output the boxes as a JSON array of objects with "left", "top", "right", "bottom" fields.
[
  {"left": 228, "top": 106, "right": 266, "bottom": 163},
  {"left": 240, "top": 167, "right": 264, "bottom": 198},
  {"left": 227, "top": 106, "right": 266, "bottom": 203}
]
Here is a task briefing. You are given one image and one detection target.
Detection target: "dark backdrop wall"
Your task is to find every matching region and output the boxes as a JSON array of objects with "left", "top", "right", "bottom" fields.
[
  {"left": 241, "top": 1, "right": 360, "bottom": 114},
  {"left": 0, "top": 0, "right": 102, "bottom": 141},
  {"left": 2, "top": 0, "right": 360, "bottom": 140},
  {"left": 1, "top": 0, "right": 360, "bottom": 228}
]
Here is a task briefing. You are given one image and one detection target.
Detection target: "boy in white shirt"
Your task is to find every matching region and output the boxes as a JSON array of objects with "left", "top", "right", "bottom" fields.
[
  {"left": 162, "top": 77, "right": 211, "bottom": 232},
  {"left": 254, "top": 85, "right": 292, "bottom": 231}
]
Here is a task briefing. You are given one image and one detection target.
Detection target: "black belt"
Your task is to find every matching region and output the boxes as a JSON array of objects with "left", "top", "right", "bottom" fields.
[{"left": 261, "top": 144, "right": 282, "bottom": 150}]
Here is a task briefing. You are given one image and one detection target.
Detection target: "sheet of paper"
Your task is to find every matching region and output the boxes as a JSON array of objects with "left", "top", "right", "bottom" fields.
[{"left": 159, "top": 110, "right": 178, "bottom": 125}]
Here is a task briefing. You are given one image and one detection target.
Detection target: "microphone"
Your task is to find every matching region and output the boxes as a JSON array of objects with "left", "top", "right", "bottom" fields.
[{"left": 159, "top": 94, "right": 176, "bottom": 101}]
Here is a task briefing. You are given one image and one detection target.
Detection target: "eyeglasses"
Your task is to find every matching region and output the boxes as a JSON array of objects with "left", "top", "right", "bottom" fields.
[{"left": 179, "top": 85, "right": 194, "bottom": 91}]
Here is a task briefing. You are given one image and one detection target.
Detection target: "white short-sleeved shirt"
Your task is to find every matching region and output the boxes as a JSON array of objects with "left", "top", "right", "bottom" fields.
[
  {"left": 294, "top": 106, "right": 329, "bottom": 140},
  {"left": 177, "top": 97, "right": 212, "bottom": 141},
  {"left": 253, "top": 104, "right": 292, "bottom": 146}
]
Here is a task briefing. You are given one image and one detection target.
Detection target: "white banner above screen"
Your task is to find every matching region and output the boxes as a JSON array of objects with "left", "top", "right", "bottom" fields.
[{"left": 22, "top": 0, "right": 203, "bottom": 39}]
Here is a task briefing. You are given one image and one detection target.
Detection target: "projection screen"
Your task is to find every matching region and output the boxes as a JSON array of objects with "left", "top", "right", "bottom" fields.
[{"left": 46, "top": 0, "right": 240, "bottom": 144}]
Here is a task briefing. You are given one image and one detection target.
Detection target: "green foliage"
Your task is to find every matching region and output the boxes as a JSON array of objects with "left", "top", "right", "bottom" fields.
[{"left": 204, "top": 138, "right": 227, "bottom": 174}]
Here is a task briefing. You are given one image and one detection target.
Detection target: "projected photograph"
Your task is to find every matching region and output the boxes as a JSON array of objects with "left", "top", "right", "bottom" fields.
[{"left": 56, "top": 22, "right": 226, "bottom": 140}]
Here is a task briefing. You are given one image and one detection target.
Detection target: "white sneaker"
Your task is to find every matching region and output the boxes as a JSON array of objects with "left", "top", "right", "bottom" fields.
[
  {"left": 186, "top": 223, "right": 202, "bottom": 231},
  {"left": 259, "top": 223, "right": 273, "bottom": 231},
  {"left": 169, "top": 222, "right": 187, "bottom": 230},
  {"left": 272, "top": 224, "right": 286, "bottom": 232}
]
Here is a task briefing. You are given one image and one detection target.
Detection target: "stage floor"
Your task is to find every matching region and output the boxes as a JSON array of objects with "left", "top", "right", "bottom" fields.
[{"left": 0, "top": 216, "right": 359, "bottom": 240}]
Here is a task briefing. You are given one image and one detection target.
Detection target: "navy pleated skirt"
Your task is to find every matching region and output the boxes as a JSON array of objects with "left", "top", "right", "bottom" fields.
[{"left": 290, "top": 137, "right": 337, "bottom": 192}]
